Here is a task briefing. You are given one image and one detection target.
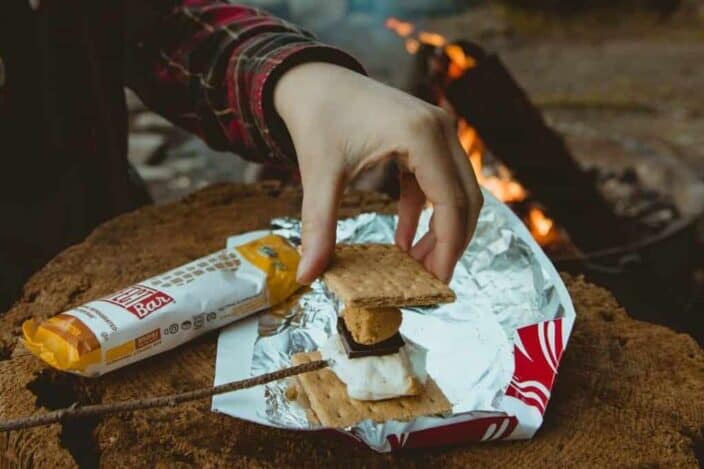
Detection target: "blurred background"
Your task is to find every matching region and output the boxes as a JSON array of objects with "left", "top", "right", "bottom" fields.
[{"left": 125, "top": 0, "right": 704, "bottom": 343}]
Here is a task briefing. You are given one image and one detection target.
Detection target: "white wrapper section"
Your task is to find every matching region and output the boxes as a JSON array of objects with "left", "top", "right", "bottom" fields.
[{"left": 213, "top": 190, "right": 576, "bottom": 452}]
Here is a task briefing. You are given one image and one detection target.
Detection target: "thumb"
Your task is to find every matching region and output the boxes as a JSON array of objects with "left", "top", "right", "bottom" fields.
[{"left": 297, "top": 167, "right": 345, "bottom": 284}]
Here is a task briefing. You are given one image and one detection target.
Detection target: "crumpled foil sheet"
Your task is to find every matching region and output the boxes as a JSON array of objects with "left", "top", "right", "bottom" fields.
[{"left": 249, "top": 191, "right": 565, "bottom": 448}]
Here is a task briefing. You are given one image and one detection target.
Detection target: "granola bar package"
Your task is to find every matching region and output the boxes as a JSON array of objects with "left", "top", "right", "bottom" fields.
[{"left": 22, "top": 233, "right": 300, "bottom": 377}]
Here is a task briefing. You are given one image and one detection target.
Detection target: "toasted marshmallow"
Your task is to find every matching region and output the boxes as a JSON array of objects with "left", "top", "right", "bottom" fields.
[{"left": 320, "top": 334, "right": 428, "bottom": 401}]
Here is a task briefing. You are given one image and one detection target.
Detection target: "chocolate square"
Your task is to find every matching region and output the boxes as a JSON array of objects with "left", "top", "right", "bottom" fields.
[{"left": 336, "top": 317, "right": 404, "bottom": 358}]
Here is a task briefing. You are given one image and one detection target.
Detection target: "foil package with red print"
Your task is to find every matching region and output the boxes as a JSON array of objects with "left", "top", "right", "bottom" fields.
[{"left": 212, "top": 189, "right": 576, "bottom": 452}]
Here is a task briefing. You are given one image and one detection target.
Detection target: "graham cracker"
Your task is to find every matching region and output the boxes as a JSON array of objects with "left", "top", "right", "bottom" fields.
[
  {"left": 286, "top": 379, "right": 321, "bottom": 426},
  {"left": 343, "top": 306, "right": 402, "bottom": 345},
  {"left": 292, "top": 351, "right": 451, "bottom": 428},
  {"left": 322, "top": 244, "right": 456, "bottom": 308}
]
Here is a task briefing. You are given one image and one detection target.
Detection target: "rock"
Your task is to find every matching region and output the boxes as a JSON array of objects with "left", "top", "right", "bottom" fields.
[{"left": 0, "top": 184, "right": 702, "bottom": 467}]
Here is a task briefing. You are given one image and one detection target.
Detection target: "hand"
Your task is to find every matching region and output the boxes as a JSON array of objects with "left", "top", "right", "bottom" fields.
[{"left": 274, "top": 63, "right": 483, "bottom": 284}]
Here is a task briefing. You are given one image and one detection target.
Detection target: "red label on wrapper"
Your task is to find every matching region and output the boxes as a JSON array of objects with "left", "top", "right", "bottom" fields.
[
  {"left": 102, "top": 285, "right": 174, "bottom": 319},
  {"left": 377, "top": 319, "right": 568, "bottom": 450},
  {"left": 506, "top": 319, "right": 564, "bottom": 414},
  {"left": 387, "top": 415, "right": 519, "bottom": 450}
]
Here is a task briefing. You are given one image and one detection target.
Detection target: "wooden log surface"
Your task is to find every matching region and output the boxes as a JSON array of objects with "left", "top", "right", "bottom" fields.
[{"left": 1, "top": 183, "right": 702, "bottom": 468}]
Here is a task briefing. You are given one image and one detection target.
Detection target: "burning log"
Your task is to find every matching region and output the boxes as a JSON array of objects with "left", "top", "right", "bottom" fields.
[
  {"left": 403, "top": 38, "right": 633, "bottom": 251},
  {"left": 441, "top": 53, "right": 623, "bottom": 249},
  {"left": 386, "top": 20, "right": 704, "bottom": 342}
]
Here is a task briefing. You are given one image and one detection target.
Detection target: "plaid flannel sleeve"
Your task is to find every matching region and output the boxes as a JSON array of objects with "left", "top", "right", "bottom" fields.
[{"left": 125, "top": 1, "right": 365, "bottom": 164}]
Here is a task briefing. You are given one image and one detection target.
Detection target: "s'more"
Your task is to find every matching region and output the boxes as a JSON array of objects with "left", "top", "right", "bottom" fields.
[{"left": 291, "top": 243, "right": 456, "bottom": 428}]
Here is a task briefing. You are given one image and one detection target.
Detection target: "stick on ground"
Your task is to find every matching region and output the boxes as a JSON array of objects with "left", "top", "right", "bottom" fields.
[{"left": 0, "top": 359, "right": 328, "bottom": 433}]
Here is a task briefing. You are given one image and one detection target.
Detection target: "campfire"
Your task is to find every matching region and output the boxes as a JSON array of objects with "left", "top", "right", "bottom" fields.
[
  {"left": 383, "top": 16, "right": 704, "bottom": 343},
  {"left": 386, "top": 17, "right": 562, "bottom": 248}
]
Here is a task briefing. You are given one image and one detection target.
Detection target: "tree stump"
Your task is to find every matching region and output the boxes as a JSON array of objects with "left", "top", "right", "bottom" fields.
[{"left": 1, "top": 183, "right": 702, "bottom": 468}]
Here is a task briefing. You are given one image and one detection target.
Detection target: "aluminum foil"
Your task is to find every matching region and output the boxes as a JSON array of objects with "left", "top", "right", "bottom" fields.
[{"left": 242, "top": 190, "right": 568, "bottom": 450}]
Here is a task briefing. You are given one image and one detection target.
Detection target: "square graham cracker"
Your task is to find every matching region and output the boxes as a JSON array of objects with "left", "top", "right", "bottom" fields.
[
  {"left": 322, "top": 244, "right": 456, "bottom": 308},
  {"left": 292, "top": 351, "right": 451, "bottom": 428},
  {"left": 342, "top": 306, "right": 402, "bottom": 346}
]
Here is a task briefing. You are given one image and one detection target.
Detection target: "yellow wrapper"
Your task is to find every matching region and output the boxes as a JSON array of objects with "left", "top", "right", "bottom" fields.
[{"left": 23, "top": 233, "right": 300, "bottom": 377}]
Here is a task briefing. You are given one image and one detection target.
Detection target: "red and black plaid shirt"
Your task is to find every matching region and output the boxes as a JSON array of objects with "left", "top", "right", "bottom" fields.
[
  {"left": 128, "top": 1, "right": 364, "bottom": 164},
  {"left": 0, "top": 0, "right": 362, "bottom": 309}
]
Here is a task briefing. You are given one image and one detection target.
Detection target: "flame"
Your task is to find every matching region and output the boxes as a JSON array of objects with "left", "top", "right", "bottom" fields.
[
  {"left": 445, "top": 45, "right": 475, "bottom": 69},
  {"left": 527, "top": 207, "right": 556, "bottom": 245},
  {"left": 458, "top": 119, "right": 554, "bottom": 245},
  {"left": 386, "top": 16, "right": 416, "bottom": 37},
  {"left": 385, "top": 16, "right": 559, "bottom": 247},
  {"left": 459, "top": 118, "right": 554, "bottom": 244},
  {"left": 385, "top": 18, "right": 474, "bottom": 75},
  {"left": 385, "top": 17, "right": 414, "bottom": 37},
  {"left": 418, "top": 31, "right": 447, "bottom": 47},
  {"left": 445, "top": 44, "right": 476, "bottom": 79},
  {"left": 405, "top": 38, "right": 420, "bottom": 54},
  {"left": 457, "top": 120, "right": 527, "bottom": 204}
]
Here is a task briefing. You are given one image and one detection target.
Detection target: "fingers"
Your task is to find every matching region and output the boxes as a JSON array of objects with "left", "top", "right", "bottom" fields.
[
  {"left": 424, "top": 203, "right": 468, "bottom": 282},
  {"left": 409, "top": 230, "right": 435, "bottom": 261},
  {"left": 404, "top": 113, "right": 469, "bottom": 282},
  {"left": 395, "top": 171, "right": 426, "bottom": 251},
  {"left": 297, "top": 166, "right": 344, "bottom": 285},
  {"left": 442, "top": 119, "right": 484, "bottom": 248}
]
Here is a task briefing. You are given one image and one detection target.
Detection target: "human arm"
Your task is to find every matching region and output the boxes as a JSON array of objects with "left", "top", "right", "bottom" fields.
[{"left": 124, "top": 0, "right": 363, "bottom": 163}]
